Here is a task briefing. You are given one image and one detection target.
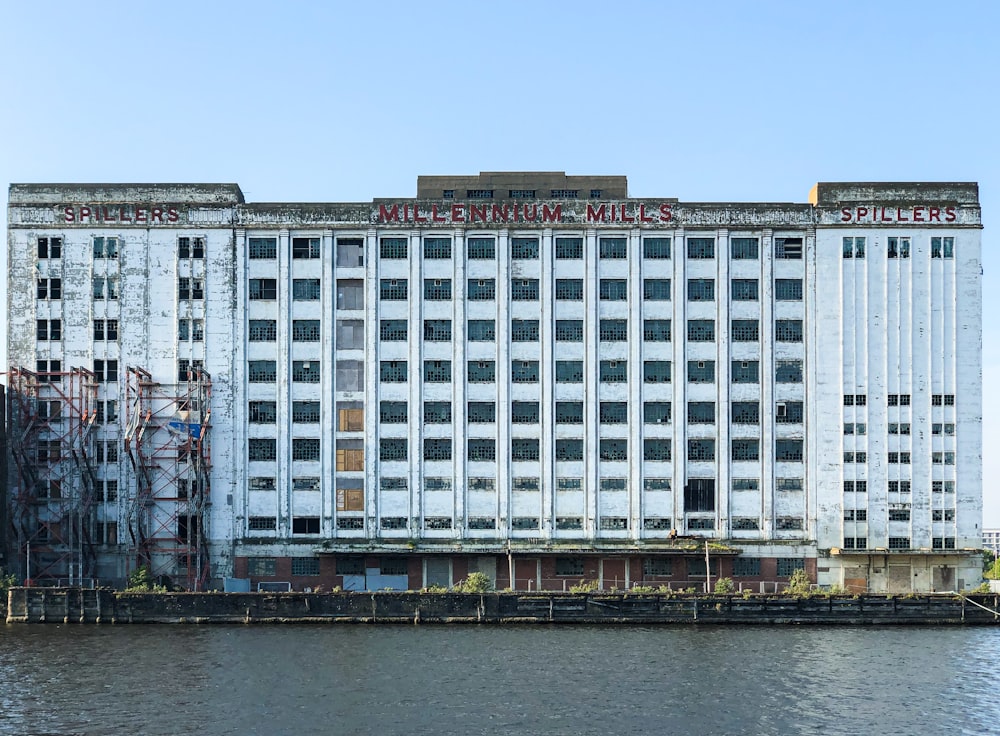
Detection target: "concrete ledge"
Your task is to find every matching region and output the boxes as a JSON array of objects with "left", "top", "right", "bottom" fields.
[{"left": 6, "top": 588, "right": 999, "bottom": 625}]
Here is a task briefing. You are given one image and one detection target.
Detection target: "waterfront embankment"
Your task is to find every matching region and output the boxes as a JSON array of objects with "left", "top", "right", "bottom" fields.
[{"left": 5, "top": 587, "right": 1000, "bottom": 625}]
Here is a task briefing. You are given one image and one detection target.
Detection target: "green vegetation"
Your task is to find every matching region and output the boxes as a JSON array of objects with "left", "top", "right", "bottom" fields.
[
  {"left": 124, "top": 565, "right": 167, "bottom": 593},
  {"left": 569, "top": 579, "right": 598, "bottom": 593},
  {"left": 0, "top": 567, "right": 16, "bottom": 598},
  {"left": 983, "top": 558, "right": 1000, "bottom": 581},
  {"left": 713, "top": 577, "right": 735, "bottom": 594},
  {"left": 784, "top": 568, "right": 813, "bottom": 596},
  {"left": 454, "top": 572, "right": 494, "bottom": 593}
]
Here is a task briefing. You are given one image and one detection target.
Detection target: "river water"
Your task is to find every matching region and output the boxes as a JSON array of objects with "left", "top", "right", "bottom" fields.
[{"left": 1, "top": 625, "right": 998, "bottom": 736}]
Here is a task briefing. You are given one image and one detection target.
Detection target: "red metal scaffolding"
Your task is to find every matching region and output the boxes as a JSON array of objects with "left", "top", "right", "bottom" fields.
[
  {"left": 5, "top": 366, "right": 99, "bottom": 584},
  {"left": 123, "top": 365, "right": 212, "bottom": 590}
]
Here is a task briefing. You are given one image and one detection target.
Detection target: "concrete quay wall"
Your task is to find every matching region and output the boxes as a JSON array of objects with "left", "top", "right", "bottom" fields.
[{"left": 5, "top": 588, "right": 1000, "bottom": 625}]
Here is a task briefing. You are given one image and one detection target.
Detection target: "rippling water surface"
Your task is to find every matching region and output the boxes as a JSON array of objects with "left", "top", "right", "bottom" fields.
[{"left": 1, "top": 624, "right": 998, "bottom": 736}]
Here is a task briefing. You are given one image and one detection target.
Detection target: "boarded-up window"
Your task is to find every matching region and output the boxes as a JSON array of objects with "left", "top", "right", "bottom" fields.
[
  {"left": 336, "top": 440, "right": 364, "bottom": 471},
  {"left": 337, "top": 486, "right": 364, "bottom": 512},
  {"left": 339, "top": 408, "right": 363, "bottom": 431}
]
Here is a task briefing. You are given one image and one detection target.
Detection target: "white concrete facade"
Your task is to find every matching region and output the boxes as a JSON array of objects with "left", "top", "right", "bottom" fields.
[{"left": 5, "top": 178, "right": 983, "bottom": 592}]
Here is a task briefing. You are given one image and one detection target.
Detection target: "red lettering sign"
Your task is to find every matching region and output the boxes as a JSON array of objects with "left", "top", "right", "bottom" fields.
[{"left": 840, "top": 204, "right": 957, "bottom": 224}]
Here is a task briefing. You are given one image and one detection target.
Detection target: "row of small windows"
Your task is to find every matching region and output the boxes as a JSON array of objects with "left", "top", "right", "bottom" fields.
[
  {"left": 843, "top": 236, "right": 955, "bottom": 259},
  {"left": 34, "top": 359, "right": 121, "bottom": 384},
  {"left": 843, "top": 451, "right": 956, "bottom": 464},
  {"left": 845, "top": 480, "right": 957, "bottom": 494},
  {"left": 844, "top": 394, "right": 955, "bottom": 407},
  {"left": 846, "top": 422, "right": 955, "bottom": 435}
]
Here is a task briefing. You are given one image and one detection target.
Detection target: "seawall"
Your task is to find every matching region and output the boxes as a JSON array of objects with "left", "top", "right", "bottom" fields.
[{"left": 5, "top": 588, "right": 1000, "bottom": 625}]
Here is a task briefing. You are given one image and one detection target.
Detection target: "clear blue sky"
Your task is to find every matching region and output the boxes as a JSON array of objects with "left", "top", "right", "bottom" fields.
[{"left": 2, "top": 1, "right": 998, "bottom": 524}]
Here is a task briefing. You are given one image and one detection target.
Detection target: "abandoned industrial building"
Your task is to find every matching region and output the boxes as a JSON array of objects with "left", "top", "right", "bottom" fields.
[{"left": 3, "top": 174, "right": 983, "bottom": 594}]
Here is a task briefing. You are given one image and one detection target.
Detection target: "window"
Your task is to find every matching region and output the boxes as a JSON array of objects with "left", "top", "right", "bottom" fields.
[
  {"left": 931, "top": 237, "right": 954, "bottom": 258},
  {"left": 599, "top": 237, "right": 627, "bottom": 259},
  {"left": 731, "top": 238, "right": 759, "bottom": 260},
  {"left": 380, "top": 237, "right": 408, "bottom": 259},
  {"left": 466, "top": 189, "right": 493, "bottom": 199},
  {"left": 93, "top": 358, "right": 118, "bottom": 382},
  {"left": 93, "top": 276, "right": 119, "bottom": 299},
  {"left": 643, "top": 237, "right": 671, "bottom": 259},
  {"left": 600, "top": 402, "right": 628, "bottom": 424},
  {"left": 775, "top": 320, "right": 803, "bottom": 342},
  {"left": 775, "top": 279, "right": 803, "bottom": 301},
  {"left": 292, "top": 439, "right": 320, "bottom": 461},
  {"left": 424, "top": 319, "right": 452, "bottom": 342},
  {"left": 336, "top": 238, "right": 364, "bottom": 267},
  {"left": 511, "top": 360, "right": 539, "bottom": 383},
  {"left": 600, "top": 279, "right": 628, "bottom": 301},
  {"left": 684, "top": 479, "right": 715, "bottom": 512},
  {"left": 731, "top": 402, "right": 759, "bottom": 424},
  {"left": 249, "top": 401, "right": 277, "bottom": 423},
  {"left": 559, "top": 478, "right": 583, "bottom": 493},
  {"left": 37, "top": 236, "right": 62, "bottom": 259},
  {"left": 557, "top": 401, "right": 584, "bottom": 424},
  {"left": 249, "top": 360, "right": 278, "bottom": 383},
  {"left": 511, "top": 279, "right": 539, "bottom": 301},
  {"left": 731, "top": 439, "right": 759, "bottom": 461},
  {"left": 732, "top": 478, "right": 758, "bottom": 491},
  {"left": 512, "top": 401, "right": 540, "bottom": 424},
  {"left": 555, "top": 237, "right": 582, "bottom": 259},
  {"left": 177, "top": 236, "right": 204, "bottom": 259},
  {"left": 556, "top": 279, "right": 584, "bottom": 300},
  {"left": 248, "top": 438, "right": 277, "bottom": 461},
  {"left": 844, "top": 509, "right": 868, "bottom": 521},
  {"left": 511, "top": 237, "right": 539, "bottom": 259},
  {"left": 93, "top": 236, "right": 119, "bottom": 259},
  {"left": 688, "top": 278, "right": 715, "bottom": 301},
  {"left": 292, "top": 237, "right": 320, "bottom": 259},
  {"left": 424, "top": 360, "right": 452, "bottom": 383},
  {"left": 777, "top": 517, "right": 803, "bottom": 531},
  {"left": 336, "top": 279, "right": 363, "bottom": 310},
  {"left": 293, "top": 401, "right": 321, "bottom": 423},
  {"left": 249, "top": 320, "right": 277, "bottom": 342},
  {"left": 468, "top": 477, "right": 495, "bottom": 492},
  {"left": 424, "top": 402, "right": 452, "bottom": 424},
  {"left": 249, "top": 237, "right": 277, "bottom": 259},
  {"left": 644, "top": 439, "right": 671, "bottom": 461},
  {"left": 513, "top": 477, "right": 539, "bottom": 492},
  {"left": 292, "top": 361, "right": 320, "bottom": 383},
  {"left": 729, "top": 319, "right": 758, "bottom": 342},
  {"left": 601, "top": 319, "right": 628, "bottom": 341},
  {"left": 731, "top": 360, "right": 759, "bottom": 384},
  {"left": 886, "top": 236, "right": 910, "bottom": 259},
  {"left": 467, "top": 360, "right": 496, "bottom": 383},
  {"left": 888, "top": 509, "right": 911, "bottom": 522},
  {"left": 775, "top": 237, "right": 803, "bottom": 259},
  {"left": 599, "top": 360, "right": 627, "bottom": 383},
  {"left": 380, "top": 278, "right": 408, "bottom": 300},
  {"left": 293, "top": 320, "right": 321, "bottom": 342},
  {"left": 556, "top": 360, "right": 583, "bottom": 383},
  {"left": 888, "top": 423, "right": 911, "bottom": 435},
  {"left": 551, "top": 189, "right": 579, "bottom": 199},
  {"left": 468, "top": 320, "right": 496, "bottom": 341},
  {"left": 293, "top": 279, "right": 321, "bottom": 300},
  {"left": 888, "top": 537, "right": 910, "bottom": 550},
  {"left": 556, "top": 320, "right": 583, "bottom": 342},
  {"left": 249, "top": 477, "right": 276, "bottom": 492},
  {"left": 775, "top": 440, "right": 804, "bottom": 462},
  {"left": 645, "top": 478, "right": 671, "bottom": 493},
  {"left": 776, "top": 401, "right": 803, "bottom": 424},
  {"left": 600, "top": 440, "right": 627, "bottom": 461},
  {"left": 380, "top": 401, "right": 408, "bottom": 423},
  {"left": 888, "top": 480, "right": 909, "bottom": 494},
  {"left": 556, "top": 439, "right": 583, "bottom": 461},
  {"left": 733, "top": 558, "right": 761, "bottom": 575},
  {"left": 249, "top": 278, "right": 277, "bottom": 300},
  {"left": 248, "top": 517, "right": 277, "bottom": 532},
  {"left": 467, "top": 278, "right": 495, "bottom": 300},
  {"left": 292, "top": 517, "right": 321, "bottom": 535},
  {"left": 688, "top": 360, "right": 715, "bottom": 384},
  {"left": 380, "top": 319, "right": 407, "bottom": 341},
  {"left": 776, "top": 559, "right": 805, "bottom": 576},
  {"left": 423, "top": 237, "right": 452, "bottom": 259},
  {"left": 688, "top": 401, "right": 715, "bottom": 424},
  {"left": 644, "top": 361, "right": 671, "bottom": 383},
  {"left": 380, "top": 360, "right": 407, "bottom": 382},
  {"left": 644, "top": 402, "right": 671, "bottom": 424},
  {"left": 555, "top": 558, "right": 585, "bottom": 576},
  {"left": 843, "top": 237, "right": 866, "bottom": 259},
  {"left": 36, "top": 359, "right": 62, "bottom": 382},
  {"left": 37, "top": 278, "right": 62, "bottom": 300},
  {"left": 36, "top": 319, "right": 61, "bottom": 341},
  {"left": 248, "top": 558, "right": 277, "bottom": 576},
  {"left": 731, "top": 279, "right": 758, "bottom": 301},
  {"left": 380, "top": 438, "right": 407, "bottom": 461},
  {"left": 688, "top": 439, "right": 715, "bottom": 461},
  {"left": 512, "top": 438, "right": 540, "bottom": 461},
  {"left": 177, "top": 319, "right": 202, "bottom": 342},
  {"left": 511, "top": 319, "right": 539, "bottom": 342},
  {"left": 512, "top": 517, "right": 540, "bottom": 530},
  {"left": 467, "top": 439, "right": 496, "bottom": 461},
  {"left": 687, "top": 237, "right": 714, "bottom": 259},
  {"left": 467, "top": 237, "right": 495, "bottom": 259},
  {"left": 424, "top": 439, "right": 452, "bottom": 461},
  {"left": 643, "top": 279, "right": 671, "bottom": 301},
  {"left": 424, "top": 278, "right": 452, "bottom": 300},
  {"left": 643, "top": 319, "right": 671, "bottom": 342},
  {"left": 687, "top": 320, "right": 714, "bottom": 342},
  {"left": 776, "top": 360, "right": 803, "bottom": 383},
  {"left": 290, "top": 558, "right": 320, "bottom": 576}
]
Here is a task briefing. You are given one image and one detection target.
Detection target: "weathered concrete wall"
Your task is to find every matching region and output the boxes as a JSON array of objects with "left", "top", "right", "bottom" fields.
[{"left": 6, "top": 588, "right": 999, "bottom": 625}]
